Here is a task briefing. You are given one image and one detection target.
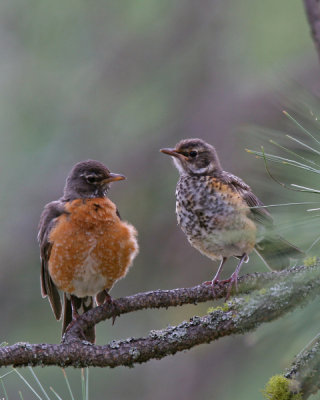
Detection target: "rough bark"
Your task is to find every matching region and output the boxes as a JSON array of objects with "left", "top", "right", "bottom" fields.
[
  {"left": 285, "top": 333, "right": 320, "bottom": 399},
  {"left": 0, "top": 263, "right": 319, "bottom": 372}
]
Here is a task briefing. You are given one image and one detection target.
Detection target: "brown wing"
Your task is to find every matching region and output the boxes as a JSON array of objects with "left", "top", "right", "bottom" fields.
[
  {"left": 116, "top": 208, "right": 122, "bottom": 220},
  {"left": 220, "top": 172, "right": 304, "bottom": 268},
  {"left": 221, "top": 171, "right": 273, "bottom": 227},
  {"left": 38, "top": 200, "right": 66, "bottom": 320}
]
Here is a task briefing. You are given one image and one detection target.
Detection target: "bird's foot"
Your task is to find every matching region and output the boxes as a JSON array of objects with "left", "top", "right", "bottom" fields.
[
  {"left": 216, "top": 277, "right": 232, "bottom": 285},
  {"left": 64, "top": 313, "right": 87, "bottom": 341},
  {"left": 203, "top": 257, "right": 228, "bottom": 297},
  {"left": 103, "top": 292, "right": 119, "bottom": 325},
  {"left": 204, "top": 273, "right": 234, "bottom": 285},
  {"left": 223, "top": 253, "right": 247, "bottom": 300},
  {"left": 203, "top": 276, "right": 235, "bottom": 298},
  {"left": 203, "top": 278, "right": 222, "bottom": 297},
  {"left": 225, "top": 272, "right": 239, "bottom": 300}
]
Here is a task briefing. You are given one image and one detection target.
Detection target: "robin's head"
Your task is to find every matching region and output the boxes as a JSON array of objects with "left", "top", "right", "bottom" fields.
[
  {"left": 160, "top": 138, "right": 222, "bottom": 176},
  {"left": 63, "top": 160, "right": 125, "bottom": 200}
]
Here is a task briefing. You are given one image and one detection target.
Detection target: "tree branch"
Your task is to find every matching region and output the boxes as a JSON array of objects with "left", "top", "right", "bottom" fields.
[
  {"left": 63, "top": 265, "right": 305, "bottom": 343},
  {"left": 263, "top": 326, "right": 320, "bottom": 400},
  {"left": 285, "top": 333, "right": 320, "bottom": 399},
  {"left": 0, "top": 263, "right": 319, "bottom": 368},
  {"left": 303, "top": 0, "right": 320, "bottom": 60},
  {"left": 61, "top": 264, "right": 311, "bottom": 343}
]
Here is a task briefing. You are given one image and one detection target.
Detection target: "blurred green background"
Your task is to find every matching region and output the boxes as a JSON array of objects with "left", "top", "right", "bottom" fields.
[{"left": 1, "top": 0, "right": 320, "bottom": 399}]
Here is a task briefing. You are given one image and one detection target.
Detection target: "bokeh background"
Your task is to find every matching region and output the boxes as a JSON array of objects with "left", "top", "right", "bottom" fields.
[{"left": 1, "top": 0, "right": 320, "bottom": 399}]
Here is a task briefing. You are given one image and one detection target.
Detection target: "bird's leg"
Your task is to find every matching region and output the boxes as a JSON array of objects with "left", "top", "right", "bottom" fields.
[
  {"left": 204, "top": 257, "right": 227, "bottom": 286},
  {"left": 212, "top": 257, "right": 228, "bottom": 285},
  {"left": 64, "top": 295, "right": 86, "bottom": 340},
  {"left": 226, "top": 253, "right": 248, "bottom": 300},
  {"left": 70, "top": 295, "right": 80, "bottom": 321},
  {"left": 101, "top": 289, "right": 119, "bottom": 325},
  {"left": 203, "top": 257, "right": 227, "bottom": 297}
]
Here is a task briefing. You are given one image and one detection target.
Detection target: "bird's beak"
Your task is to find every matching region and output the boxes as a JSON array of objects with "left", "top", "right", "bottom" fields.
[
  {"left": 160, "top": 148, "right": 187, "bottom": 160},
  {"left": 103, "top": 173, "right": 126, "bottom": 184}
]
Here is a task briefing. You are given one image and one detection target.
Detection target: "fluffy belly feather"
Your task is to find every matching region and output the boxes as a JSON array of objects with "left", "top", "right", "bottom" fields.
[
  {"left": 189, "top": 227, "right": 256, "bottom": 260},
  {"left": 175, "top": 176, "right": 257, "bottom": 260},
  {"left": 48, "top": 198, "right": 138, "bottom": 297}
]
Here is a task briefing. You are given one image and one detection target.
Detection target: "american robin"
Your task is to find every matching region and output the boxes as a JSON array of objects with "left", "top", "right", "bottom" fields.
[
  {"left": 160, "top": 138, "right": 303, "bottom": 295},
  {"left": 38, "top": 160, "right": 139, "bottom": 342}
]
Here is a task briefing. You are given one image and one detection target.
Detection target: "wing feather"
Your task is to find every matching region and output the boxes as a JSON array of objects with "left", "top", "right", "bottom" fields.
[
  {"left": 221, "top": 172, "right": 273, "bottom": 227},
  {"left": 38, "top": 200, "right": 66, "bottom": 320}
]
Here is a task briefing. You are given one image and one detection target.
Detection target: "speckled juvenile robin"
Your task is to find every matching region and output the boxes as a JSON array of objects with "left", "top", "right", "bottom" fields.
[
  {"left": 160, "top": 138, "right": 303, "bottom": 295},
  {"left": 38, "top": 160, "right": 139, "bottom": 342}
]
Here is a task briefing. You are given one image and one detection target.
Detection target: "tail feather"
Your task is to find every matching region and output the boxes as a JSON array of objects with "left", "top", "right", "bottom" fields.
[
  {"left": 62, "top": 294, "right": 95, "bottom": 343},
  {"left": 255, "top": 236, "right": 304, "bottom": 270}
]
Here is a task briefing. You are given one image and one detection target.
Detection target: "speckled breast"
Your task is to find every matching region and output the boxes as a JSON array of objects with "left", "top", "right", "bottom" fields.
[
  {"left": 48, "top": 198, "right": 138, "bottom": 298},
  {"left": 175, "top": 175, "right": 256, "bottom": 259}
]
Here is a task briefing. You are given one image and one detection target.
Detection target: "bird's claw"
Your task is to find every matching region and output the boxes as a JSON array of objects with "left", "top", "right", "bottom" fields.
[
  {"left": 225, "top": 272, "right": 239, "bottom": 300},
  {"left": 104, "top": 293, "right": 120, "bottom": 325}
]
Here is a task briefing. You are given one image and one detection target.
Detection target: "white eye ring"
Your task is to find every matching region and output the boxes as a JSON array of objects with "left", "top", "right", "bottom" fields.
[{"left": 86, "top": 175, "right": 98, "bottom": 183}]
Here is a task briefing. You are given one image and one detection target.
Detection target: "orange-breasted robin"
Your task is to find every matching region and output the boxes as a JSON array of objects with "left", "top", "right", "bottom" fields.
[
  {"left": 38, "top": 160, "right": 139, "bottom": 342},
  {"left": 160, "top": 138, "right": 304, "bottom": 294}
]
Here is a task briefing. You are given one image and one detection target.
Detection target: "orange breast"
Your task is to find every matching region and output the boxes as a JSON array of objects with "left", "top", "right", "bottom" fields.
[{"left": 48, "top": 198, "right": 138, "bottom": 298}]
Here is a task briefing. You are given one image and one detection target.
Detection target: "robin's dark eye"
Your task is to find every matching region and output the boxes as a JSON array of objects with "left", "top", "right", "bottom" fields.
[
  {"left": 86, "top": 175, "right": 99, "bottom": 184},
  {"left": 189, "top": 151, "right": 197, "bottom": 158}
]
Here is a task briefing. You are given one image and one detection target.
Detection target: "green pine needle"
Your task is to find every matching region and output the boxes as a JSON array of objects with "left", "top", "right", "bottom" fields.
[
  {"left": 286, "top": 134, "right": 320, "bottom": 156},
  {"left": 13, "top": 369, "right": 42, "bottom": 400},
  {"left": 28, "top": 367, "right": 51, "bottom": 400},
  {"left": 62, "top": 369, "right": 75, "bottom": 400},
  {"left": 50, "top": 386, "right": 63, "bottom": 400},
  {"left": 269, "top": 139, "right": 320, "bottom": 168},
  {"left": 283, "top": 110, "right": 320, "bottom": 145}
]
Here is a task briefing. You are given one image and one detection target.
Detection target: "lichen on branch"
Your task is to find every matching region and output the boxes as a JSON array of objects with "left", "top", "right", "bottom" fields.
[
  {"left": 284, "top": 332, "right": 320, "bottom": 398},
  {"left": 0, "top": 263, "right": 319, "bottom": 371}
]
